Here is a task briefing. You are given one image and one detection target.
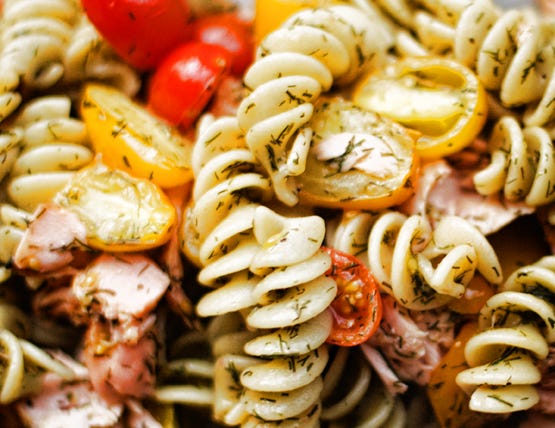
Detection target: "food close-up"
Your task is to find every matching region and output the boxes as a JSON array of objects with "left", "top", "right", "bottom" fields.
[{"left": 0, "top": 0, "right": 553, "bottom": 427}]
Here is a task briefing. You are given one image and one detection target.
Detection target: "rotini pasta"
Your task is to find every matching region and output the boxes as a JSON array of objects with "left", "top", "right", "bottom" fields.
[
  {"left": 0, "top": 204, "right": 30, "bottom": 283},
  {"left": 368, "top": 211, "right": 503, "bottom": 310},
  {"left": 456, "top": 255, "right": 555, "bottom": 413},
  {"left": 0, "top": 0, "right": 554, "bottom": 427},
  {"left": 236, "top": 4, "right": 392, "bottom": 205},
  {"left": 0, "top": 0, "right": 80, "bottom": 120},
  {"left": 154, "top": 329, "right": 215, "bottom": 410},
  {"left": 473, "top": 115, "right": 555, "bottom": 206},
  {"left": 373, "top": 0, "right": 555, "bottom": 129},
  {"left": 5, "top": 95, "right": 93, "bottom": 213},
  {"left": 62, "top": 15, "right": 141, "bottom": 98},
  {"left": 182, "top": 114, "right": 336, "bottom": 426},
  {"left": 320, "top": 346, "right": 407, "bottom": 427},
  {"left": 0, "top": 328, "right": 75, "bottom": 404}
]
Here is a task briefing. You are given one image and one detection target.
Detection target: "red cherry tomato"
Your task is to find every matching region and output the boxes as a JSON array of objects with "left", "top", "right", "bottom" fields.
[
  {"left": 81, "top": 0, "right": 192, "bottom": 70},
  {"left": 322, "top": 247, "right": 383, "bottom": 347},
  {"left": 148, "top": 41, "right": 230, "bottom": 129},
  {"left": 191, "top": 12, "right": 254, "bottom": 76}
]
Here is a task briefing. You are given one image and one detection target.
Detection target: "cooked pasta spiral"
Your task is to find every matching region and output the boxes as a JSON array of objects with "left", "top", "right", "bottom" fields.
[
  {"left": 374, "top": 0, "right": 555, "bottom": 129},
  {"left": 0, "top": 204, "right": 32, "bottom": 282},
  {"left": 236, "top": 4, "right": 392, "bottom": 206},
  {"left": 0, "top": 0, "right": 80, "bottom": 120},
  {"left": 182, "top": 115, "right": 338, "bottom": 426},
  {"left": 181, "top": 114, "right": 273, "bottom": 287},
  {"left": 319, "top": 346, "right": 407, "bottom": 428},
  {"left": 327, "top": 209, "right": 502, "bottom": 310},
  {"left": 473, "top": 116, "right": 555, "bottom": 206},
  {"left": 456, "top": 255, "right": 555, "bottom": 414},
  {"left": 155, "top": 329, "right": 215, "bottom": 411},
  {"left": 0, "top": 328, "right": 75, "bottom": 404},
  {"left": 62, "top": 15, "right": 141, "bottom": 97},
  {"left": 5, "top": 94, "right": 93, "bottom": 213}
]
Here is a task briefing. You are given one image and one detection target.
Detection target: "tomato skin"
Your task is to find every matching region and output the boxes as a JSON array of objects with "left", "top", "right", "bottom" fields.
[
  {"left": 147, "top": 41, "right": 230, "bottom": 129},
  {"left": 322, "top": 247, "right": 382, "bottom": 347},
  {"left": 192, "top": 12, "right": 254, "bottom": 76},
  {"left": 81, "top": 0, "right": 192, "bottom": 70},
  {"left": 354, "top": 57, "right": 488, "bottom": 159}
]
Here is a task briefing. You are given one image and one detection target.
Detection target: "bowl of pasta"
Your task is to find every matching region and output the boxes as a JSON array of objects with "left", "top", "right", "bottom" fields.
[{"left": 0, "top": 0, "right": 553, "bottom": 427}]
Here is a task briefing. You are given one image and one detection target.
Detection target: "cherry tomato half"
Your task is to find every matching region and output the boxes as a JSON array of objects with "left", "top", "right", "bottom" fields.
[
  {"left": 322, "top": 247, "right": 382, "bottom": 347},
  {"left": 297, "top": 97, "right": 418, "bottom": 210},
  {"left": 254, "top": 0, "right": 321, "bottom": 44},
  {"left": 81, "top": 0, "right": 192, "bottom": 70},
  {"left": 148, "top": 41, "right": 230, "bottom": 129},
  {"left": 192, "top": 12, "right": 254, "bottom": 76},
  {"left": 353, "top": 57, "right": 488, "bottom": 159}
]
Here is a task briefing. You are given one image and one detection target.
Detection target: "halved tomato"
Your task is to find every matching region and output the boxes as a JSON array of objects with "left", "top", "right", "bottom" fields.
[
  {"left": 322, "top": 247, "right": 382, "bottom": 347},
  {"left": 353, "top": 57, "right": 488, "bottom": 159},
  {"left": 81, "top": 83, "right": 193, "bottom": 189},
  {"left": 54, "top": 162, "right": 176, "bottom": 252},
  {"left": 297, "top": 96, "right": 418, "bottom": 210}
]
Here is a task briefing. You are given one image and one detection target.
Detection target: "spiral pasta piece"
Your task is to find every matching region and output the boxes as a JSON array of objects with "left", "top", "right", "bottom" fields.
[
  {"left": 319, "top": 346, "right": 407, "bottom": 428},
  {"left": 473, "top": 116, "right": 555, "bottom": 206},
  {"left": 456, "top": 255, "right": 555, "bottom": 414},
  {"left": 62, "top": 15, "right": 141, "bottom": 97},
  {"left": 182, "top": 114, "right": 338, "bottom": 426},
  {"left": 373, "top": 0, "right": 555, "bottom": 128},
  {"left": 5, "top": 95, "right": 93, "bottom": 213},
  {"left": 236, "top": 4, "right": 392, "bottom": 205},
  {"left": 0, "top": 328, "right": 75, "bottom": 404},
  {"left": 154, "top": 329, "right": 215, "bottom": 411},
  {"left": 0, "top": 0, "right": 80, "bottom": 120},
  {"left": 366, "top": 211, "right": 502, "bottom": 310},
  {"left": 181, "top": 114, "right": 273, "bottom": 289},
  {"left": 0, "top": 204, "right": 32, "bottom": 283}
]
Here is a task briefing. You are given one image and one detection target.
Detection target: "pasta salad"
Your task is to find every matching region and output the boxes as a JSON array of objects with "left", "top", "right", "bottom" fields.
[{"left": 0, "top": 0, "right": 553, "bottom": 427}]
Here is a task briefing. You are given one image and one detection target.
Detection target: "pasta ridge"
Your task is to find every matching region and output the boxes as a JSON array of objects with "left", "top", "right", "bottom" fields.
[
  {"left": 473, "top": 115, "right": 555, "bottom": 206},
  {"left": 0, "top": 95, "right": 93, "bottom": 283},
  {"left": 0, "top": 328, "right": 76, "bottom": 405},
  {"left": 0, "top": 0, "right": 80, "bottom": 120},
  {"left": 181, "top": 115, "right": 337, "bottom": 426},
  {"left": 318, "top": 346, "right": 407, "bottom": 427},
  {"left": 374, "top": 0, "right": 555, "bottom": 130},
  {"left": 5, "top": 95, "right": 93, "bottom": 213},
  {"left": 236, "top": 4, "right": 392, "bottom": 206},
  {"left": 62, "top": 14, "right": 141, "bottom": 97},
  {"left": 0, "top": 0, "right": 140, "bottom": 125},
  {"left": 456, "top": 255, "right": 555, "bottom": 414},
  {"left": 327, "top": 210, "right": 503, "bottom": 310}
]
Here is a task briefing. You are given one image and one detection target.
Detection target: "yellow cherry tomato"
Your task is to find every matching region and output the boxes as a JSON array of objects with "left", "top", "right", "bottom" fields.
[
  {"left": 447, "top": 274, "right": 495, "bottom": 315},
  {"left": 80, "top": 83, "right": 193, "bottom": 189},
  {"left": 427, "top": 322, "right": 485, "bottom": 428},
  {"left": 54, "top": 162, "right": 176, "bottom": 252},
  {"left": 254, "top": 0, "right": 332, "bottom": 44},
  {"left": 353, "top": 57, "right": 488, "bottom": 159},
  {"left": 297, "top": 97, "right": 418, "bottom": 210}
]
